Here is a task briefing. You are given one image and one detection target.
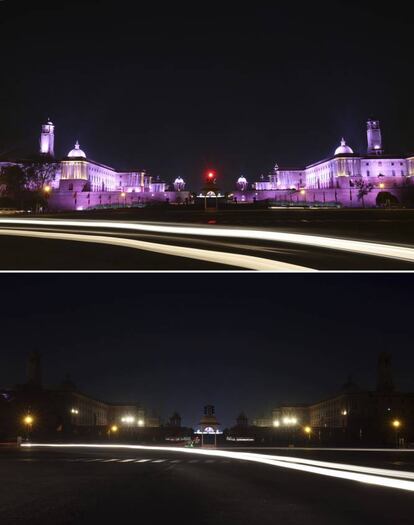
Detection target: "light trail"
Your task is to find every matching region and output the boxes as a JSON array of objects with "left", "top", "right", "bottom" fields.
[
  {"left": 0, "top": 228, "right": 311, "bottom": 272},
  {"left": 1, "top": 218, "right": 414, "bottom": 264},
  {"left": 21, "top": 443, "right": 414, "bottom": 492}
]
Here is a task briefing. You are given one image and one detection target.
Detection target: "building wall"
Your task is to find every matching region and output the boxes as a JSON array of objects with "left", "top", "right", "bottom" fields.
[
  {"left": 49, "top": 190, "right": 191, "bottom": 211},
  {"left": 233, "top": 183, "right": 414, "bottom": 208},
  {"left": 51, "top": 390, "right": 109, "bottom": 427}
]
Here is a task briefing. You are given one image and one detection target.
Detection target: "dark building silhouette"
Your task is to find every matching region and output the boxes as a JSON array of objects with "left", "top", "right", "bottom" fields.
[
  {"left": 168, "top": 412, "right": 182, "bottom": 427},
  {"left": 377, "top": 352, "right": 395, "bottom": 393},
  {"left": 26, "top": 351, "right": 42, "bottom": 387},
  {"left": 236, "top": 412, "right": 248, "bottom": 428}
]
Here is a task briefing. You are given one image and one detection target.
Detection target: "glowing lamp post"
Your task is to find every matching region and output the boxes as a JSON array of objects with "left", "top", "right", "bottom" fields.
[
  {"left": 121, "top": 192, "right": 126, "bottom": 208},
  {"left": 42, "top": 185, "right": 52, "bottom": 213},
  {"left": 23, "top": 414, "right": 34, "bottom": 441},
  {"left": 392, "top": 419, "right": 402, "bottom": 448},
  {"left": 300, "top": 189, "right": 306, "bottom": 203},
  {"left": 108, "top": 424, "right": 119, "bottom": 440}
]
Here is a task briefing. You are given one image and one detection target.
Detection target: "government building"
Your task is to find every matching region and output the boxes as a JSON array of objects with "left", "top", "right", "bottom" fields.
[
  {"left": 0, "top": 120, "right": 190, "bottom": 211},
  {"left": 250, "top": 354, "right": 414, "bottom": 447},
  {"left": 234, "top": 119, "right": 414, "bottom": 208},
  {"left": 0, "top": 352, "right": 160, "bottom": 441},
  {"left": 2, "top": 118, "right": 414, "bottom": 210}
]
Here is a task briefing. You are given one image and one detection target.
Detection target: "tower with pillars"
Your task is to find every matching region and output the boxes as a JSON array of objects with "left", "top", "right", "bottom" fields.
[
  {"left": 40, "top": 119, "right": 55, "bottom": 157},
  {"left": 367, "top": 118, "right": 383, "bottom": 155}
]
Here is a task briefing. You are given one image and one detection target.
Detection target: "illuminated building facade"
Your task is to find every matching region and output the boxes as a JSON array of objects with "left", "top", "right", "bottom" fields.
[
  {"left": 0, "top": 120, "right": 190, "bottom": 210},
  {"left": 234, "top": 119, "right": 414, "bottom": 208}
]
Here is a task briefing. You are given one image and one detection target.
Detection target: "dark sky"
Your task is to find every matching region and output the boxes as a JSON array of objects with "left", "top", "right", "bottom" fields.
[
  {"left": 1, "top": 275, "right": 413, "bottom": 428},
  {"left": 0, "top": 1, "right": 413, "bottom": 189}
]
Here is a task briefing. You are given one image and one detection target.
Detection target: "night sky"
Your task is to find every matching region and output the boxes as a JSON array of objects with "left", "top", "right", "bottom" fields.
[
  {"left": 1, "top": 275, "right": 413, "bottom": 428},
  {"left": 0, "top": 1, "right": 413, "bottom": 189}
]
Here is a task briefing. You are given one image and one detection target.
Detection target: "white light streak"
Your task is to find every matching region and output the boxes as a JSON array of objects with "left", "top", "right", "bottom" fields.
[
  {"left": 21, "top": 443, "right": 414, "bottom": 492},
  {"left": 0, "top": 228, "right": 311, "bottom": 272},
  {"left": 0, "top": 218, "right": 413, "bottom": 265}
]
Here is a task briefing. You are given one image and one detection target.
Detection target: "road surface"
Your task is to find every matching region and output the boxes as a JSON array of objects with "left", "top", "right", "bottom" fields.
[
  {"left": 0, "top": 444, "right": 413, "bottom": 524},
  {"left": 1, "top": 217, "right": 414, "bottom": 270}
]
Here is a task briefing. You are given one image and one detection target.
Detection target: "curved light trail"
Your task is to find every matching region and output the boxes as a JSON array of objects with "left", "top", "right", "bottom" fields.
[
  {"left": 21, "top": 443, "right": 414, "bottom": 492},
  {"left": 1, "top": 218, "right": 414, "bottom": 265},
  {"left": 0, "top": 228, "right": 311, "bottom": 272}
]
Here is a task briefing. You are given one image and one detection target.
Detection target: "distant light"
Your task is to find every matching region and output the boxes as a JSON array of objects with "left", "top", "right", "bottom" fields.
[
  {"left": 304, "top": 426, "right": 312, "bottom": 434},
  {"left": 379, "top": 183, "right": 385, "bottom": 189},
  {"left": 273, "top": 420, "right": 280, "bottom": 428},
  {"left": 282, "top": 417, "right": 298, "bottom": 426},
  {"left": 44, "top": 185, "right": 51, "bottom": 193},
  {"left": 121, "top": 416, "right": 135, "bottom": 424},
  {"left": 70, "top": 408, "right": 79, "bottom": 415},
  {"left": 111, "top": 425, "right": 118, "bottom": 433},
  {"left": 341, "top": 410, "right": 348, "bottom": 416},
  {"left": 121, "top": 192, "right": 126, "bottom": 198},
  {"left": 24, "top": 415, "right": 33, "bottom": 425},
  {"left": 300, "top": 190, "right": 306, "bottom": 196},
  {"left": 392, "top": 420, "right": 401, "bottom": 429},
  {"left": 138, "top": 419, "right": 144, "bottom": 427}
]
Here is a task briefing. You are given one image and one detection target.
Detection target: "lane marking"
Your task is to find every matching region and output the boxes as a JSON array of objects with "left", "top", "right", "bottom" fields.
[
  {"left": 0, "top": 228, "right": 312, "bottom": 272},
  {"left": 152, "top": 459, "right": 167, "bottom": 463},
  {"left": 2, "top": 218, "right": 414, "bottom": 265},
  {"left": 136, "top": 459, "right": 150, "bottom": 463},
  {"left": 21, "top": 443, "right": 414, "bottom": 492},
  {"left": 119, "top": 459, "right": 136, "bottom": 463},
  {"left": 103, "top": 458, "right": 119, "bottom": 462}
]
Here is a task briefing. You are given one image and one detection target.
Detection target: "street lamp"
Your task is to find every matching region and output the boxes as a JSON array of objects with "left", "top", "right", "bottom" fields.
[
  {"left": 121, "top": 191, "right": 126, "bottom": 207},
  {"left": 392, "top": 419, "right": 401, "bottom": 448},
  {"left": 23, "top": 414, "right": 34, "bottom": 440},
  {"left": 108, "top": 424, "right": 119, "bottom": 441}
]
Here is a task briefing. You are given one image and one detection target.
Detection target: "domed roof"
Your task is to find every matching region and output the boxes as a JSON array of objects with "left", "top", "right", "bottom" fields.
[
  {"left": 335, "top": 138, "right": 354, "bottom": 156},
  {"left": 174, "top": 176, "right": 184, "bottom": 183},
  {"left": 237, "top": 175, "right": 248, "bottom": 183},
  {"left": 67, "top": 141, "right": 86, "bottom": 158}
]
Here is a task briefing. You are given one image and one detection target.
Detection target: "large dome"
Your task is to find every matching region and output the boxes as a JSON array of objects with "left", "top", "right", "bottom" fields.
[
  {"left": 67, "top": 141, "right": 86, "bottom": 158},
  {"left": 335, "top": 138, "right": 354, "bottom": 156}
]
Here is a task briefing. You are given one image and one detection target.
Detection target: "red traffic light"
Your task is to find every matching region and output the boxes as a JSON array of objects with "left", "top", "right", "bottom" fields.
[{"left": 206, "top": 170, "right": 216, "bottom": 183}]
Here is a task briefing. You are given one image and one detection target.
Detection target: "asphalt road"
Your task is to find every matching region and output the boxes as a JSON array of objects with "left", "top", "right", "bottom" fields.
[
  {"left": 1, "top": 217, "right": 414, "bottom": 270},
  {"left": 1, "top": 446, "right": 414, "bottom": 524}
]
